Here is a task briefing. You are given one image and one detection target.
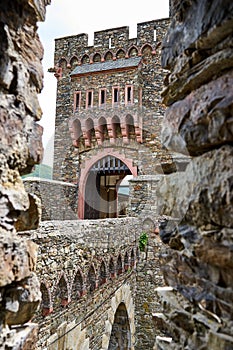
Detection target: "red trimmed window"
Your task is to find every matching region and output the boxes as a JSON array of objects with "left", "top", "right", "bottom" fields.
[
  {"left": 112, "top": 87, "right": 120, "bottom": 106},
  {"left": 125, "top": 85, "right": 133, "bottom": 105},
  {"left": 86, "top": 90, "right": 93, "bottom": 109},
  {"left": 99, "top": 89, "right": 106, "bottom": 107},
  {"left": 74, "top": 91, "right": 81, "bottom": 111}
]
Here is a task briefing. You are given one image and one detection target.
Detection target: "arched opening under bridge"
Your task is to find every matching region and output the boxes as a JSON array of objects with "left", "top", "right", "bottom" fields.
[{"left": 108, "top": 302, "right": 131, "bottom": 349}]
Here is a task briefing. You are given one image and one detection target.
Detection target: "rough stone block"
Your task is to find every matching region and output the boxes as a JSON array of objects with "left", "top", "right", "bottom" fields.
[
  {"left": 0, "top": 232, "right": 38, "bottom": 286},
  {"left": 4, "top": 273, "right": 41, "bottom": 326},
  {"left": 161, "top": 71, "right": 233, "bottom": 155},
  {"left": 157, "top": 145, "right": 233, "bottom": 229}
]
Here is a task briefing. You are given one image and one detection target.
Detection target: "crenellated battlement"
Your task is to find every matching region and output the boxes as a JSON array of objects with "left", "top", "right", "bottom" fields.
[{"left": 54, "top": 18, "right": 170, "bottom": 68}]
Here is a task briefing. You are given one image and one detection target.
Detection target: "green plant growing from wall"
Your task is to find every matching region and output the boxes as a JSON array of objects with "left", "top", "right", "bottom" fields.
[{"left": 139, "top": 232, "right": 148, "bottom": 252}]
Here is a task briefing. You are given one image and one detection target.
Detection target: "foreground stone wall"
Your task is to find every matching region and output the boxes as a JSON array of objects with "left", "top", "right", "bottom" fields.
[
  {"left": 0, "top": 0, "right": 50, "bottom": 348},
  {"left": 155, "top": 1, "right": 233, "bottom": 349}
]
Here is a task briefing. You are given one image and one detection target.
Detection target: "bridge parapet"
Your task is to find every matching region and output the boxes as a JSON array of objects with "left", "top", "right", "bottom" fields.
[{"left": 22, "top": 217, "right": 140, "bottom": 348}]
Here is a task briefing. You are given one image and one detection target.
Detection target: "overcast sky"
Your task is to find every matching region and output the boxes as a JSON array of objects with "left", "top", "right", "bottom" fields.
[{"left": 38, "top": 0, "right": 169, "bottom": 166}]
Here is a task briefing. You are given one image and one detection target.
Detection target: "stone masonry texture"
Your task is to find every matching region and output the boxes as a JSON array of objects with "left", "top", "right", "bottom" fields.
[
  {"left": 0, "top": 0, "right": 50, "bottom": 348},
  {"left": 24, "top": 217, "right": 166, "bottom": 350},
  {"left": 154, "top": 1, "right": 233, "bottom": 349},
  {"left": 52, "top": 18, "right": 173, "bottom": 188},
  {"left": 2, "top": 1, "right": 232, "bottom": 350}
]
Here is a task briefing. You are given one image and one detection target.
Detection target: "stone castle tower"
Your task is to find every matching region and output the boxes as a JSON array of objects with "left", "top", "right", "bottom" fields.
[
  {"left": 51, "top": 18, "right": 175, "bottom": 220},
  {"left": 1, "top": 1, "right": 232, "bottom": 349}
]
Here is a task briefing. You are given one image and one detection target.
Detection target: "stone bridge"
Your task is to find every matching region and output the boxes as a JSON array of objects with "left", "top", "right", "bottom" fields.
[{"left": 24, "top": 217, "right": 164, "bottom": 349}]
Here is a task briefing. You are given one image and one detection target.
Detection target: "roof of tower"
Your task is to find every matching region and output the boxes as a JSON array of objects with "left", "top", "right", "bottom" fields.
[{"left": 70, "top": 57, "right": 142, "bottom": 76}]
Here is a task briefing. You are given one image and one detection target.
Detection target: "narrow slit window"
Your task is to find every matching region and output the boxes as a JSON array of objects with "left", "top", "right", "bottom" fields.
[
  {"left": 127, "top": 87, "right": 132, "bottom": 102},
  {"left": 113, "top": 88, "right": 119, "bottom": 104},
  {"left": 154, "top": 27, "right": 157, "bottom": 41},
  {"left": 74, "top": 92, "right": 81, "bottom": 110},
  {"left": 125, "top": 85, "right": 133, "bottom": 105},
  {"left": 100, "top": 89, "right": 106, "bottom": 106},
  {"left": 86, "top": 90, "right": 93, "bottom": 109}
]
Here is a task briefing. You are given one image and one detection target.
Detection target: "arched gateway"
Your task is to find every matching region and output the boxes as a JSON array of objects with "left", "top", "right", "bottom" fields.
[{"left": 78, "top": 151, "right": 137, "bottom": 219}]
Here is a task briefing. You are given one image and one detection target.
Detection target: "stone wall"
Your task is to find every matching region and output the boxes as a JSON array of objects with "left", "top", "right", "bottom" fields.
[
  {"left": 19, "top": 217, "right": 166, "bottom": 350},
  {"left": 154, "top": 1, "right": 233, "bottom": 349},
  {"left": 0, "top": 0, "right": 50, "bottom": 348},
  {"left": 135, "top": 221, "right": 165, "bottom": 350},
  {"left": 23, "top": 178, "right": 78, "bottom": 220},
  {"left": 129, "top": 175, "right": 164, "bottom": 218},
  {"left": 27, "top": 218, "right": 140, "bottom": 349}
]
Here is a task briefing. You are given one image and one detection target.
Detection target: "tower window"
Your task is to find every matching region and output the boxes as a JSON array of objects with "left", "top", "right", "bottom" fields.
[
  {"left": 99, "top": 89, "right": 106, "bottom": 106},
  {"left": 125, "top": 85, "right": 133, "bottom": 105},
  {"left": 86, "top": 90, "right": 93, "bottom": 109},
  {"left": 113, "top": 87, "right": 120, "bottom": 105},
  {"left": 74, "top": 91, "right": 81, "bottom": 111}
]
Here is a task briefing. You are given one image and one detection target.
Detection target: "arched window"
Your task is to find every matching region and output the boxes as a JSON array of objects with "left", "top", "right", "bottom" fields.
[
  {"left": 85, "top": 118, "right": 95, "bottom": 146},
  {"left": 141, "top": 44, "right": 153, "bottom": 58},
  {"left": 125, "top": 114, "right": 135, "bottom": 140},
  {"left": 59, "top": 58, "right": 67, "bottom": 69},
  {"left": 112, "top": 116, "right": 122, "bottom": 139},
  {"left": 98, "top": 117, "right": 109, "bottom": 143}
]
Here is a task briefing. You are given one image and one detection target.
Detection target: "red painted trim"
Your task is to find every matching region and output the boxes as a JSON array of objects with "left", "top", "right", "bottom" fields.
[
  {"left": 125, "top": 85, "right": 134, "bottom": 106},
  {"left": 78, "top": 149, "right": 137, "bottom": 219}
]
